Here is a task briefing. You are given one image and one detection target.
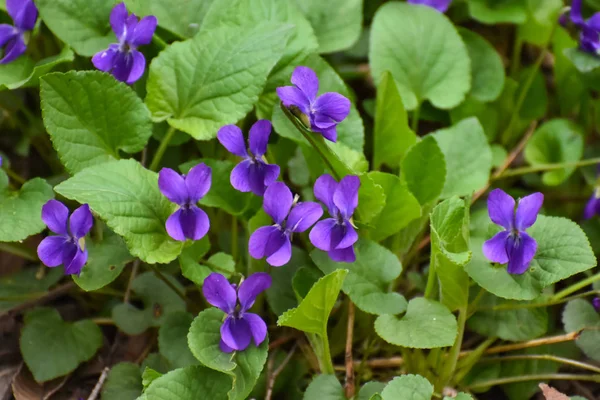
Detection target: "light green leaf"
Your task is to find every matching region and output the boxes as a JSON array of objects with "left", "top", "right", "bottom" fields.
[
  {"left": 380, "top": 375, "right": 433, "bottom": 400},
  {"left": 21, "top": 308, "right": 103, "bottom": 382},
  {"left": 180, "top": 159, "right": 256, "bottom": 216},
  {"left": 158, "top": 312, "right": 198, "bottom": 369},
  {"left": 0, "top": 47, "right": 75, "bottom": 91},
  {"left": 141, "top": 368, "right": 163, "bottom": 391},
  {"left": 303, "top": 375, "right": 344, "bottom": 400},
  {"left": 179, "top": 237, "right": 212, "bottom": 286},
  {"left": 366, "top": 172, "right": 421, "bottom": 242},
  {"left": 0, "top": 176, "right": 54, "bottom": 242},
  {"left": 466, "top": 216, "right": 597, "bottom": 300},
  {"left": 459, "top": 28, "right": 505, "bottom": 102},
  {"left": 143, "top": 366, "right": 231, "bottom": 400},
  {"left": 0, "top": 268, "right": 62, "bottom": 313},
  {"left": 146, "top": 24, "right": 292, "bottom": 140},
  {"left": 564, "top": 48, "right": 600, "bottom": 73},
  {"left": 444, "top": 394, "right": 474, "bottom": 400},
  {"left": 73, "top": 232, "right": 133, "bottom": 291},
  {"left": 467, "top": 0, "right": 527, "bottom": 24},
  {"left": 524, "top": 119, "right": 584, "bottom": 186},
  {"left": 294, "top": 0, "right": 362, "bottom": 53},
  {"left": 357, "top": 382, "right": 387, "bottom": 400},
  {"left": 55, "top": 159, "right": 183, "bottom": 264},
  {"left": 36, "top": 0, "right": 117, "bottom": 56},
  {"left": 187, "top": 308, "right": 269, "bottom": 400},
  {"left": 468, "top": 293, "right": 548, "bottom": 341},
  {"left": 278, "top": 269, "right": 347, "bottom": 335},
  {"left": 311, "top": 239, "right": 406, "bottom": 316},
  {"left": 433, "top": 118, "right": 492, "bottom": 198},
  {"left": 357, "top": 173, "right": 386, "bottom": 225},
  {"left": 370, "top": 2, "right": 471, "bottom": 110},
  {"left": 400, "top": 136, "right": 446, "bottom": 205},
  {"left": 375, "top": 297, "right": 458, "bottom": 348},
  {"left": 41, "top": 71, "right": 153, "bottom": 174},
  {"left": 563, "top": 299, "right": 600, "bottom": 362},
  {"left": 112, "top": 272, "right": 186, "bottom": 335},
  {"left": 292, "top": 266, "right": 323, "bottom": 300},
  {"left": 125, "top": 0, "right": 214, "bottom": 38},
  {"left": 101, "top": 362, "right": 143, "bottom": 400},
  {"left": 373, "top": 71, "right": 416, "bottom": 169}
]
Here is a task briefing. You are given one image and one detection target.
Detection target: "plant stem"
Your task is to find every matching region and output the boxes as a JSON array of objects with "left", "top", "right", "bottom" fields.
[
  {"left": 439, "top": 306, "right": 467, "bottom": 388},
  {"left": 495, "top": 157, "right": 600, "bottom": 180},
  {"left": 92, "top": 317, "right": 115, "bottom": 326},
  {"left": 149, "top": 126, "right": 177, "bottom": 171},
  {"left": 321, "top": 333, "right": 335, "bottom": 374},
  {"left": 470, "top": 331, "right": 581, "bottom": 356},
  {"left": 152, "top": 35, "right": 168, "bottom": 49},
  {"left": 552, "top": 272, "right": 600, "bottom": 301},
  {"left": 466, "top": 374, "right": 600, "bottom": 391},
  {"left": 424, "top": 265, "right": 437, "bottom": 299},
  {"left": 149, "top": 264, "right": 196, "bottom": 310},
  {"left": 411, "top": 103, "right": 421, "bottom": 134},
  {"left": 5, "top": 168, "right": 26, "bottom": 185},
  {"left": 345, "top": 301, "right": 356, "bottom": 399},
  {"left": 475, "top": 290, "right": 600, "bottom": 312},
  {"left": 510, "top": 35, "right": 523, "bottom": 78},
  {"left": 0, "top": 242, "right": 38, "bottom": 261},
  {"left": 481, "top": 354, "right": 600, "bottom": 374}
]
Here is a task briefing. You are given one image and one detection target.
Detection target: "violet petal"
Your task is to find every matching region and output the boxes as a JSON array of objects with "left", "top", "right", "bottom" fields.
[
  {"left": 291, "top": 66, "right": 319, "bottom": 101},
  {"left": 286, "top": 202, "right": 323, "bottom": 233},
  {"left": 332, "top": 175, "right": 360, "bottom": 219},
  {"left": 129, "top": 15, "right": 157, "bottom": 47},
  {"left": 328, "top": 246, "right": 356, "bottom": 263},
  {"left": 243, "top": 313, "right": 268, "bottom": 346},
  {"left": 248, "top": 120, "right": 271, "bottom": 157},
  {"left": 185, "top": 163, "right": 211, "bottom": 203},
  {"left": 41, "top": 199, "right": 69, "bottom": 235},
  {"left": 515, "top": 192, "right": 543, "bottom": 230},
  {"left": 69, "top": 204, "right": 93, "bottom": 239},
  {"left": 487, "top": 189, "right": 515, "bottom": 230},
  {"left": 110, "top": 2, "right": 129, "bottom": 40},
  {"left": 7, "top": 0, "right": 37, "bottom": 31},
  {"left": 506, "top": 232, "right": 537, "bottom": 275},
  {"left": 276, "top": 86, "right": 310, "bottom": 115},
  {"left": 238, "top": 272, "right": 272, "bottom": 312},
  {"left": 217, "top": 125, "right": 248, "bottom": 157},
  {"left": 309, "top": 218, "right": 338, "bottom": 251},
  {"left": 482, "top": 231, "right": 510, "bottom": 264},
  {"left": 158, "top": 168, "right": 188, "bottom": 205},
  {"left": 313, "top": 92, "right": 351, "bottom": 123},
  {"left": 92, "top": 45, "right": 119, "bottom": 72},
  {"left": 313, "top": 174, "right": 337, "bottom": 215},
  {"left": 221, "top": 315, "right": 252, "bottom": 351},
  {"left": 178, "top": 206, "right": 210, "bottom": 240},
  {"left": 230, "top": 159, "right": 253, "bottom": 193},
  {"left": 0, "top": 35, "right": 26, "bottom": 64},
  {"left": 37, "top": 236, "right": 68, "bottom": 267},
  {"left": 202, "top": 272, "right": 237, "bottom": 313},
  {"left": 263, "top": 182, "right": 293, "bottom": 225}
]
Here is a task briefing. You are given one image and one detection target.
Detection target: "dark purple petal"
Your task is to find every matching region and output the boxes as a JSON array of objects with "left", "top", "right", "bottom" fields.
[
  {"left": 407, "top": 0, "right": 452, "bottom": 13},
  {"left": 178, "top": 206, "right": 210, "bottom": 240},
  {"left": 335, "top": 223, "right": 358, "bottom": 250},
  {"left": 126, "top": 50, "right": 146, "bottom": 84},
  {"left": 41, "top": 200, "right": 69, "bottom": 235},
  {"left": 64, "top": 247, "right": 88, "bottom": 275},
  {"left": 0, "top": 35, "right": 26, "bottom": 64},
  {"left": 570, "top": 0, "right": 585, "bottom": 26},
  {"left": 231, "top": 159, "right": 253, "bottom": 193},
  {"left": 238, "top": 272, "right": 271, "bottom": 312},
  {"left": 316, "top": 126, "right": 337, "bottom": 143},
  {"left": 333, "top": 175, "right": 360, "bottom": 219},
  {"left": 92, "top": 45, "right": 119, "bottom": 72},
  {"left": 159, "top": 168, "right": 188, "bottom": 205},
  {"left": 165, "top": 209, "right": 185, "bottom": 241},
  {"left": 314, "top": 174, "right": 337, "bottom": 215},
  {"left": 266, "top": 237, "right": 292, "bottom": 267},
  {"left": 111, "top": 50, "right": 145, "bottom": 84},
  {"left": 328, "top": 246, "right": 356, "bottom": 263},
  {"left": 286, "top": 202, "right": 323, "bottom": 233},
  {"left": 69, "top": 204, "right": 93, "bottom": 239},
  {"left": 263, "top": 182, "right": 293, "bottom": 225},
  {"left": 263, "top": 163, "right": 280, "bottom": 188},
  {"left": 217, "top": 125, "right": 247, "bottom": 157},
  {"left": 0, "top": 25, "right": 17, "bottom": 48},
  {"left": 587, "top": 12, "right": 600, "bottom": 30},
  {"left": 248, "top": 226, "right": 284, "bottom": 260},
  {"left": 203, "top": 272, "right": 237, "bottom": 313},
  {"left": 276, "top": 86, "right": 310, "bottom": 115},
  {"left": 593, "top": 297, "right": 600, "bottom": 312},
  {"left": 291, "top": 66, "right": 319, "bottom": 101},
  {"left": 7, "top": 0, "right": 37, "bottom": 31},
  {"left": 515, "top": 192, "right": 543, "bottom": 230},
  {"left": 312, "top": 113, "right": 337, "bottom": 130},
  {"left": 220, "top": 315, "right": 252, "bottom": 351},
  {"left": 309, "top": 219, "right": 338, "bottom": 251},
  {"left": 584, "top": 194, "right": 599, "bottom": 220},
  {"left": 482, "top": 231, "right": 510, "bottom": 264},
  {"left": 487, "top": 189, "right": 515, "bottom": 230},
  {"left": 247, "top": 163, "right": 268, "bottom": 197},
  {"left": 506, "top": 232, "right": 537, "bottom": 275},
  {"left": 219, "top": 339, "right": 234, "bottom": 353},
  {"left": 129, "top": 15, "right": 157, "bottom": 47},
  {"left": 249, "top": 120, "right": 271, "bottom": 157},
  {"left": 243, "top": 313, "right": 268, "bottom": 346},
  {"left": 37, "top": 236, "right": 67, "bottom": 267},
  {"left": 110, "top": 2, "right": 129, "bottom": 40},
  {"left": 313, "top": 92, "right": 351, "bottom": 123},
  {"left": 185, "top": 163, "right": 211, "bottom": 203}
]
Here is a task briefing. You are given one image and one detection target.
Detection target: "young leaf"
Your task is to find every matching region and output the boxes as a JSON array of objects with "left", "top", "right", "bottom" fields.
[
  {"left": 101, "top": 362, "right": 143, "bottom": 400},
  {"left": 380, "top": 375, "right": 433, "bottom": 400},
  {"left": 356, "top": 173, "right": 386, "bottom": 225},
  {"left": 146, "top": 24, "right": 293, "bottom": 140},
  {"left": 178, "top": 237, "right": 212, "bottom": 286},
  {"left": 304, "top": 375, "right": 345, "bottom": 400},
  {"left": 433, "top": 118, "right": 492, "bottom": 198},
  {"left": 401, "top": 135, "right": 446, "bottom": 205},
  {"left": 55, "top": 159, "right": 184, "bottom": 264},
  {"left": 158, "top": 312, "right": 198, "bottom": 369},
  {"left": 278, "top": 269, "right": 348, "bottom": 334},
  {"left": 357, "top": 382, "right": 387, "bottom": 400},
  {"left": 20, "top": 308, "right": 103, "bottom": 382},
  {"left": 375, "top": 298, "right": 458, "bottom": 348},
  {"left": 41, "top": 71, "right": 153, "bottom": 174},
  {"left": 0, "top": 175, "right": 54, "bottom": 242},
  {"left": 311, "top": 239, "right": 407, "bottom": 316},
  {"left": 563, "top": 299, "right": 600, "bottom": 362},
  {"left": 370, "top": 2, "right": 471, "bottom": 110},
  {"left": 142, "top": 366, "right": 232, "bottom": 400}
]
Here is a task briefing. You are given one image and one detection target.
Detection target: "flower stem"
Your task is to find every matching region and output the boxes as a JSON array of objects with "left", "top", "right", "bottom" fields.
[
  {"left": 149, "top": 126, "right": 177, "bottom": 171},
  {"left": 4, "top": 168, "right": 26, "bottom": 185},
  {"left": 152, "top": 35, "right": 168, "bottom": 49},
  {"left": 438, "top": 306, "right": 467, "bottom": 388},
  {"left": 424, "top": 266, "right": 437, "bottom": 299},
  {"left": 481, "top": 354, "right": 600, "bottom": 374},
  {"left": 552, "top": 272, "right": 600, "bottom": 301},
  {"left": 411, "top": 103, "right": 421, "bottom": 134},
  {"left": 149, "top": 264, "right": 196, "bottom": 310},
  {"left": 494, "top": 157, "right": 600, "bottom": 180},
  {"left": 466, "top": 374, "right": 600, "bottom": 391}
]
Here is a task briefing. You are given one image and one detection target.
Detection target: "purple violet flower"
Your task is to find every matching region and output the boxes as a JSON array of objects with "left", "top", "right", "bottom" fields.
[
  {"left": 158, "top": 163, "right": 211, "bottom": 242},
  {"left": 0, "top": 0, "right": 38, "bottom": 64},
  {"left": 203, "top": 272, "right": 271, "bottom": 353},
  {"left": 37, "top": 200, "right": 93, "bottom": 275},
  {"left": 309, "top": 174, "right": 360, "bottom": 263},
  {"left": 217, "top": 120, "right": 280, "bottom": 196},
  {"left": 562, "top": 0, "right": 600, "bottom": 54},
  {"left": 407, "top": 0, "right": 452, "bottom": 13},
  {"left": 92, "top": 2, "right": 157, "bottom": 84},
  {"left": 276, "top": 66, "right": 351, "bottom": 143},
  {"left": 593, "top": 297, "right": 600, "bottom": 311},
  {"left": 482, "top": 189, "right": 544, "bottom": 275},
  {"left": 249, "top": 182, "right": 323, "bottom": 267},
  {"left": 584, "top": 188, "right": 600, "bottom": 219}
]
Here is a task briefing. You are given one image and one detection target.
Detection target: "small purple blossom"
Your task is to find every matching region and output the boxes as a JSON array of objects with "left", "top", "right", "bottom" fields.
[
  {"left": 309, "top": 174, "right": 360, "bottom": 263},
  {"left": 584, "top": 188, "right": 600, "bottom": 219},
  {"left": 217, "top": 120, "right": 280, "bottom": 196},
  {"left": 0, "top": 0, "right": 38, "bottom": 64},
  {"left": 407, "top": 0, "right": 452, "bottom": 12},
  {"left": 158, "top": 163, "right": 211, "bottom": 242},
  {"left": 593, "top": 297, "right": 600, "bottom": 311},
  {"left": 203, "top": 272, "right": 271, "bottom": 353},
  {"left": 37, "top": 200, "right": 93, "bottom": 275},
  {"left": 561, "top": 0, "right": 600, "bottom": 54},
  {"left": 249, "top": 182, "right": 322, "bottom": 267},
  {"left": 92, "top": 2, "right": 157, "bottom": 84},
  {"left": 276, "top": 66, "right": 351, "bottom": 143},
  {"left": 482, "top": 189, "right": 544, "bottom": 275}
]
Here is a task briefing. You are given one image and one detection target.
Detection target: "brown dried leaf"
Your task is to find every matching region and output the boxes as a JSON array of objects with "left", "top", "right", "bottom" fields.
[
  {"left": 539, "top": 383, "right": 570, "bottom": 400},
  {"left": 12, "top": 364, "right": 69, "bottom": 400}
]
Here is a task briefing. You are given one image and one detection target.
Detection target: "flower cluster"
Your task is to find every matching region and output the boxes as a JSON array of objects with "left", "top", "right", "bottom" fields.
[{"left": 0, "top": 0, "right": 37, "bottom": 64}]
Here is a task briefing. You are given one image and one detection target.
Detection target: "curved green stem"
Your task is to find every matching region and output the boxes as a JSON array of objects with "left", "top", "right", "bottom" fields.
[
  {"left": 150, "top": 126, "right": 177, "bottom": 171},
  {"left": 466, "top": 374, "right": 600, "bottom": 391},
  {"left": 495, "top": 157, "right": 600, "bottom": 180},
  {"left": 552, "top": 272, "right": 600, "bottom": 301},
  {"left": 411, "top": 103, "right": 421, "bottom": 134},
  {"left": 481, "top": 354, "right": 600, "bottom": 374}
]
